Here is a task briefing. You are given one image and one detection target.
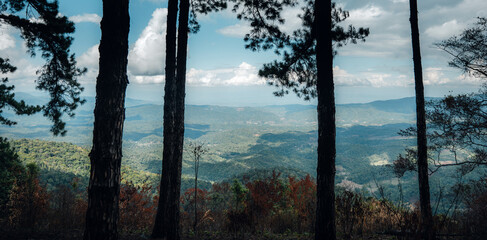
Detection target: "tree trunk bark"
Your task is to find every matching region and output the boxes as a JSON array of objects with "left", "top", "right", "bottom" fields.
[
  {"left": 84, "top": 0, "right": 130, "bottom": 239},
  {"left": 314, "top": 1, "right": 336, "bottom": 240},
  {"left": 151, "top": 0, "right": 189, "bottom": 238},
  {"left": 408, "top": 1, "right": 434, "bottom": 239}
]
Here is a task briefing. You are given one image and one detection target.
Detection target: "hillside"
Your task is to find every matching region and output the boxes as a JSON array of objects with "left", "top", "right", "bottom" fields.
[{"left": 3, "top": 93, "right": 473, "bottom": 206}]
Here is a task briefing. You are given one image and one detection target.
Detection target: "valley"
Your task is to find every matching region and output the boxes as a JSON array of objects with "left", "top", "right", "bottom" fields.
[{"left": 2, "top": 93, "right": 480, "bottom": 208}]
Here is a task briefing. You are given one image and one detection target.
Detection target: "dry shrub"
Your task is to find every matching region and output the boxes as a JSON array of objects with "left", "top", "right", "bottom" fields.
[
  {"left": 462, "top": 178, "right": 487, "bottom": 238},
  {"left": 7, "top": 164, "right": 49, "bottom": 231},
  {"left": 119, "top": 181, "right": 157, "bottom": 234},
  {"left": 288, "top": 175, "right": 316, "bottom": 233},
  {"left": 48, "top": 179, "right": 87, "bottom": 232}
]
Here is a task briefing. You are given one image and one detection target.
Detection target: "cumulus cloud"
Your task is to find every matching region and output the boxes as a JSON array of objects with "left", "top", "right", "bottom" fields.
[
  {"left": 77, "top": 44, "right": 99, "bottom": 83},
  {"left": 217, "top": 22, "right": 251, "bottom": 38},
  {"left": 425, "top": 20, "right": 465, "bottom": 40},
  {"left": 424, "top": 67, "right": 451, "bottom": 85},
  {"left": 130, "top": 62, "right": 265, "bottom": 86},
  {"left": 78, "top": 44, "right": 99, "bottom": 69},
  {"left": 69, "top": 14, "right": 101, "bottom": 24},
  {"left": 333, "top": 66, "right": 410, "bottom": 87},
  {"left": 0, "top": 25, "right": 15, "bottom": 50},
  {"left": 128, "top": 8, "right": 167, "bottom": 76},
  {"left": 347, "top": 5, "right": 384, "bottom": 22},
  {"left": 187, "top": 62, "right": 265, "bottom": 86},
  {"left": 131, "top": 75, "right": 165, "bottom": 84},
  {"left": 456, "top": 72, "right": 485, "bottom": 85}
]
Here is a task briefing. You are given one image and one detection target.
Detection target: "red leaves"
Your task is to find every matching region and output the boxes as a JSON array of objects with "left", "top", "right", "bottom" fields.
[{"left": 119, "top": 181, "right": 157, "bottom": 234}]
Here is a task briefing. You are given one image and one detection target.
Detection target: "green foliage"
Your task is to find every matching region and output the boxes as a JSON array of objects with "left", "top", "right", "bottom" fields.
[
  {"left": 0, "top": 58, "right": 42, "bottom": 126},
  {"left": 0, "top": 0, "right": 86, "bottom": 135},
  {"left": 231, "top": 0, "right": 369, "bottom": 100},
  {"left": 0, "top": 137, "right": 24, "bottom": 212},
  {"left": 231, "top": 179, "right": 248, "bottom": 210}
]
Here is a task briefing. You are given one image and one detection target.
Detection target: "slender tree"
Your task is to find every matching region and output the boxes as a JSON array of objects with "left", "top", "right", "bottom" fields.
[
  {"left": 152, "top": 0, "right": 225, "bottom": 238},
  {"left": 151, "top": 0, "right": 181, "bottom": 238},
  {"left": 83, "top": 0, "right": 130, "bottom": 239},
  {"left": 408, "top": 0, "right": 434, "bottom": 239},
  {"left": 314, "top": 0, "right": 336, "bottom": 239},
  {"left": 186, "top": 142, "right": 208, "bottom": 234}
]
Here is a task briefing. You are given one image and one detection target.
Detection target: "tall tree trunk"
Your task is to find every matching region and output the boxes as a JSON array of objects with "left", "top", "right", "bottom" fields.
[
  {"left": 84, "top": 0, "right": 130, "bottom": 239},
  {"left": 314, "top": 1, "right": 336, "bottom": 240},
  {"left": 409, "top": 1, "right": 434, "bottom": 239},
  {"left": 151, "top": 0, "right": 189, "bottom": 238}
]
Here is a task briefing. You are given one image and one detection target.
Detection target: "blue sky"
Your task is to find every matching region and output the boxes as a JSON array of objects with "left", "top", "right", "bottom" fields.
[{"left": 1, "top": 0, "right": 486, "bottom": 106}]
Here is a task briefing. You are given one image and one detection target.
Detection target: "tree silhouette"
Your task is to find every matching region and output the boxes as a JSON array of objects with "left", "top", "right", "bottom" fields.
[
  {"left": 314, "top": 1, "right": 336, "bottom": 239},
  {"left": 83, "top": 0, "right": 130, "bottom": 239},
  {"left": 0, "top": 0, "right": 85, "bottom": 135},
  {"left": 408, "top": 0, "right": 434, "bottom": 239},
  {"left": 151, "top": 0, "right": 181, "bottom": 238}
]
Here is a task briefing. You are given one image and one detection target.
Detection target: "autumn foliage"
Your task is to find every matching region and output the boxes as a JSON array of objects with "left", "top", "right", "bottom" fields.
[
  {"left": 1, "top": 168, "right": 486, "bottom": 239},
  {"left": 119, "top": 181, "right": 158, "bottom": 234}
]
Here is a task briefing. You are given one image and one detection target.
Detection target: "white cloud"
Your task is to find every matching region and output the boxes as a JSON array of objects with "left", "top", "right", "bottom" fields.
[
  {"left": 77, "top": 44, "right": 100, "bottom": 84},
  {"left": 333, "top": 66, "right": 409, "bottom": 87},
  {"left": 425, "top": 20, "right": 465, "bottom": 40},
  {"left": 217, "top": 22, "right": 251, "bottom": 38},
  {"left": 78, "top": 44, "right": 99, "bottom": 69},
  {"left": 424, "top": 67, "right": 451, "bottom": 85},
  {"left": 131, "top": 74, "right": 165, "bottom": 84},
  {"left": 131, "top": 62, "right": 265, "bottom": 86},
  {"left": 348, "top": 5, "right": 384, "bottom": 22},
  {"left": 69, "top": 14, "right": 101, "bottom": 24},
  {"left": 456, "top": 72, "right": 484, "bottom": 85},
  {"left": 187, "top": 62, "right": 265, "bottom": 86},
  {"left": 0, "top": 25, "right": 15, "bottom": 50},
  {"left": 128, "top": 8, "right": 167, "bottom": 76}
]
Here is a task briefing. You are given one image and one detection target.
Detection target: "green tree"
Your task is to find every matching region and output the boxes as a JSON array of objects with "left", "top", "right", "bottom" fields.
[
  {"left": 0, "top": 0, "right": 86, "bottom": 135},
  {"left": 0, "top": 137, "right": 24, "bottom": 217},
  {"left": 230, "top": 0, "right": 368, "bottom": 99},
  {"left": 83, "top": 0, "right": 130, "bottom": 239}
]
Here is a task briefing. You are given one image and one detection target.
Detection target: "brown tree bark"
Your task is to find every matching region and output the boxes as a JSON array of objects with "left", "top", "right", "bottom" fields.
[
  {"left": 314, "top": 1, "right": 337, "bottom": 240},
  {"left": 151, "top": 0, "right": 189, "bottom": 238},
  {"left": 83, "top": 0, "right": 130, "bottom": 239},
  {"left": 408, "top": 1, "right": 434, "bottom": 239}
]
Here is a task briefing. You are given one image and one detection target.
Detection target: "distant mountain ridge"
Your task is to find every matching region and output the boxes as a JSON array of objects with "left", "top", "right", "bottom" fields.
[{"left": 1, "top": 92, "right": 424, "bottom": 145}]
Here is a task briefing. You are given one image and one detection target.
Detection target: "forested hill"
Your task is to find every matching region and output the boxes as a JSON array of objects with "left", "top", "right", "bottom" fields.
[
  {"left": 3, "top": 93, "right": 481, "bottom": 209},
  {"left": 9, "top": 138, "right": 211, "bottom": 191},
  {"left": 1, "top": 93, "right": 423, "bottom": 197}
]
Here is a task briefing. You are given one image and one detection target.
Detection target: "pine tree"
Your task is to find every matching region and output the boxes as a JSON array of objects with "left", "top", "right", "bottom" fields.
[
  {"left": 0, "top": 0, "right": 85, "bottom": 135},
  {"left": 83, "top": 0, "right": 130, "bottom": 239},
  {"left": 227, "top": 1, "right": 368, "bottom": 239}
]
